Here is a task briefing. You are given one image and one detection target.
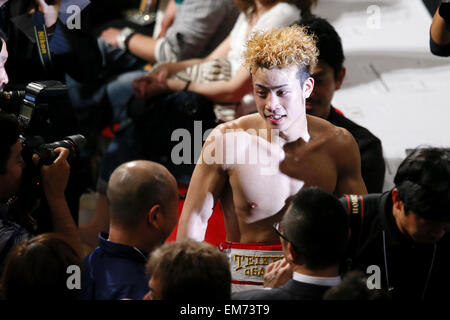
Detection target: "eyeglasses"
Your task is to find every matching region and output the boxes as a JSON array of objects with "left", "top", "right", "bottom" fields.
[
  {"left": 273, "top": 222, "right": 290, "bottom": 243},
  {"left": 274, "top": 222, "right": 300, "bottom": 253}
]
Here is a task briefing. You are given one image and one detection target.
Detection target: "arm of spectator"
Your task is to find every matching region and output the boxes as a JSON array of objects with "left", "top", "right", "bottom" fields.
[
  {"left": 132, "top": 34, "right": 244, "bottom": 101},
  {"left": 176, "top": 127, "right": 229, "bottom": 241},
  {"left": 133, "top": 69, "right": 171, "bottom": 99},
  {"left": 38, "top": 147, "right": 83, "bottom": 258},
  {"left": 134, "top": 62, "right": 251, "bottom": 104},
  {"left": 263, "top": 258, "right": 293, "bottom": 288},
  {"left": 99, "top": 28, "right": 161, "bottom": 63},
  {"left": 430, "top": 3, "right": 450, "bottom": 56},
  {"left": 431, "top": 3, "right": 450, "bottom": 45},
  {"left": 167, "top": 65, "right": 252, "bottom": 104},
  {"left": 100, "top": 27, "right": 121, "bottom": 47},
  {"left": 151, "top": 34, "right": 231, "bottom": 75},
  {"left": 157, "top": 0, "right": 176, "bottom": 39}
]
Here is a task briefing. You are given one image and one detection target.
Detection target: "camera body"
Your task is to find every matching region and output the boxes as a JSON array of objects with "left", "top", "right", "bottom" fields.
[
  {"left": 18, "top": 81, "right": 68, "bottom": 135},
  {"left": 0, "top": 80, "right": 78, "bottom": 139},
  {"left": 0, "top": 80, "right": 85, "bottom": 167}
]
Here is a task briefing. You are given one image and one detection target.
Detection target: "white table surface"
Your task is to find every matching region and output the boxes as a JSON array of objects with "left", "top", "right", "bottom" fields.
[{"left": 314, "top": 0, "right": 450, "bottom": 191}]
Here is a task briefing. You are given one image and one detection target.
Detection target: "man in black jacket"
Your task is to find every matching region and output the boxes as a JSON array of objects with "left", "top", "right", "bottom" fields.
[
  {"left": 298, "top": 16, "right": 385, "bottom": 193},
  {"left": 232, "top": 187, "right": 349, "bottom": 300},
  {"left": 342, "top": 147, "right": 450, "bottom": 300}
]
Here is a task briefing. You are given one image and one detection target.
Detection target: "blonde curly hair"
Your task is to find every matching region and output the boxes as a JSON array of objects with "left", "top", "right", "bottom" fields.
[{"left": 244, "top": 24, "right": 319, "bottom": 79}]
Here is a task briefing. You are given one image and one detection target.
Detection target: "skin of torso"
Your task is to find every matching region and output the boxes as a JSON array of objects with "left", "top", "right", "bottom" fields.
[
  {"left": 220, "top": 114, "right": 342, "bottom": 243},
  {"left": 177, "top": 66, "right": 366, "bottom": 243}
]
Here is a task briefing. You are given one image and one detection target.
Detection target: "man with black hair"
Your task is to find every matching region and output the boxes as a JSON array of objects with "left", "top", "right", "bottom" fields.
[
  {"left": 341, "top": 147, "right": 450, "bottom": 300},
  {"left": 233, "top": 187, "right": 349, "bottom": 300},
  {"left": 0, "top": 111, "right": 82, "bottom": 274},
  {"left": 298, "top": 15, "right": 385, "bottom": 193},
  {"left": 430, "top": 0, "right": 450, "bottom": 56}
]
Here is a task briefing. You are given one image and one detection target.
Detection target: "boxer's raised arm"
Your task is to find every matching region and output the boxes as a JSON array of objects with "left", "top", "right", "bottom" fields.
[{"left": 177, "top": 127, "right": 228, "bottom": 241}]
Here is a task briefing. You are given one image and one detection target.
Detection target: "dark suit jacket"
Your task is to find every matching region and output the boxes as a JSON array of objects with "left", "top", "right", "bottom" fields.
[{"left": 232, "top": 279, "right": 331, "bottom": 300}]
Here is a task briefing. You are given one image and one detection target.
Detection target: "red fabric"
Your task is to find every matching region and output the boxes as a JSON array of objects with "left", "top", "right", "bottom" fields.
[
  {"left": 101, "top": 123, "right": 121, "bottom": 139},
  {"left": 231, "top": 280, "right": 264, "bottom": 286},
  {"left": 218, "top": 241, "right": 282, "bottom": 251},
  {"left": 165, "top": 185, "right": 227, "bottom": 246},
  {"left": 334, "top": 107, "right": 344, "bottom": 116}
]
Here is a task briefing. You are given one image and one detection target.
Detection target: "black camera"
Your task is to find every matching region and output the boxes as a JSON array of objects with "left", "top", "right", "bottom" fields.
[
  {"left": 1, "top": 81, "right": 87, "bottom": 232},
  {"left": 0, "top": 80, "right": 78, "bottom": 139},
  {"left": 0, "top": 80, "right": 86, "bottom": 167},
  {"left": 21, "top": 134, "right": 86, "bottom": 167}
]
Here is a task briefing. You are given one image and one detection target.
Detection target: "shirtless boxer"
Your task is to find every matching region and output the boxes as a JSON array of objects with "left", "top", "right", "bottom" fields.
[{"left": 177, "top": 25, "right": 367, "bottom": 289}]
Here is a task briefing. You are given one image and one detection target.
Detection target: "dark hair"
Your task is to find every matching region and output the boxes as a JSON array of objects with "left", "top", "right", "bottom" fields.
[
  {"left": 146, "top": 240, "right": 231, "bottom": 300},
  {"left": 0, "top": 233, "right": 82, "bottom": 300},
  {"left": 0, "top": 112, "right": 20, "bottom": 175},
  {"left": 298, "top": 15, "right": 345, "bottom": 79},
  {"left": 394, "top": 147, "right": 450, "bottom": 221},
  {"left": 282, "top": 187, "right": 349, "bottom": 270}
]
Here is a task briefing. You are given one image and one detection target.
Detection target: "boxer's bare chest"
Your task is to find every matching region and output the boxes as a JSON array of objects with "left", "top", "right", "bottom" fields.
[{"left": 224, "top": 130, "right": 337, "bottom": 224}]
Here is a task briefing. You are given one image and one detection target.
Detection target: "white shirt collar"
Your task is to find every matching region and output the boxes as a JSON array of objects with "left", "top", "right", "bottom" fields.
[{"left": 293, "top": 271, "right": 341, "bottom": 287}]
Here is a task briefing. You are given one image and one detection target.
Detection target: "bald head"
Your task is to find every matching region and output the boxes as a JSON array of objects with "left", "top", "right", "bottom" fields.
[{"left": 107, "top": 161, "right": 178, "bottom": 228}]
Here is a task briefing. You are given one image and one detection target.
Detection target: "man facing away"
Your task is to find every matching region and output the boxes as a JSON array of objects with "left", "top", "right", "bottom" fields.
[
  {"left": 177, "top": 25, "right": 367, "bottom": 290},
  {"left": 81, "top": 160, "right": 179, "bottom": 300},
  {"left": 233, "top": 187, "right": 349, "bottom": 300}
]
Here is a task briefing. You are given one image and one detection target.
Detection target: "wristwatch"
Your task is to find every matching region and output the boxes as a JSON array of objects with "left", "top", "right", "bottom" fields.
[{"left": 117, "top": 27, "right": 136, "bottom": 50}]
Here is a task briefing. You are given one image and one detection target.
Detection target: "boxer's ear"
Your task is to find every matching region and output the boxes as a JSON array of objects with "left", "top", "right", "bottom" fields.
[{"left": 303, "top": 77, "right": 314, "bottom": 99}]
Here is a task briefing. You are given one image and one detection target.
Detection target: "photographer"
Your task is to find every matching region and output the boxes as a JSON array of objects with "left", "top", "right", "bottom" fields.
[
  {"left": 0, "top": 111, "right": 82, "bottom": 275},
  {"left": 430, "top": 0, "right": 450, "bottom": 56}
]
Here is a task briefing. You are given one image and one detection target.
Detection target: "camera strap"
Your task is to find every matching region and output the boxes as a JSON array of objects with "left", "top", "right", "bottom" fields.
[{"left": 32, "top": 10, "right": 53, "bottom": 71}]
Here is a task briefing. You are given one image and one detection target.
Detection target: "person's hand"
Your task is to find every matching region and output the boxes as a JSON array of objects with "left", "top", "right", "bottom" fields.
[
  {"left": 279, "top": 137, "right": 308, "bottom": 180},
  {"left": 100, "top": 27, "right": 121, "bottom": 47},
  {"left": 132, "top": 68, "right": 169, "bottom": 99},
  {"left": 36, "top": 147, "right": 70, "bottom": 199},
  {"left": 263, "top": 258, "right": 293, "bottom": 288},
  {"left": 34, "top": 0, "right": 61, "bottom": 28}
]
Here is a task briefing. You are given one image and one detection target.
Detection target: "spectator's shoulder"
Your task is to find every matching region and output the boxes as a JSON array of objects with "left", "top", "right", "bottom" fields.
[{"left": 232, "top": 287, "right": 282, "bottom": 300}]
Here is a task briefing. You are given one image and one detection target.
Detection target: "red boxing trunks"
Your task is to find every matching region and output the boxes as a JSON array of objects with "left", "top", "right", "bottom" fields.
[{"left": 219, "top": 242, "right": 284, "bottom": 292}]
